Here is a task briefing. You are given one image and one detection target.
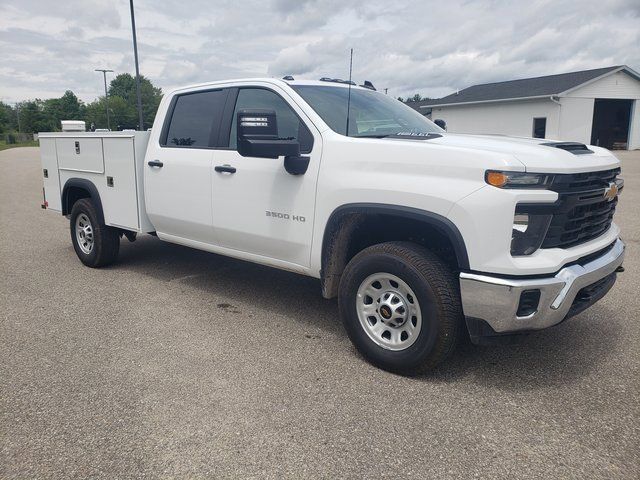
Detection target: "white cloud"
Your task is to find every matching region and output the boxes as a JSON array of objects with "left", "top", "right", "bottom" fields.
[{"left": 0, "top": 0, "right": 638, "bottom": 103}]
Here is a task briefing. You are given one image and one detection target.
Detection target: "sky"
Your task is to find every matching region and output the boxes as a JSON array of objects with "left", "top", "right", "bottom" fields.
[{"left": 1, "top": 0, "right": 639, "bottom": 104}]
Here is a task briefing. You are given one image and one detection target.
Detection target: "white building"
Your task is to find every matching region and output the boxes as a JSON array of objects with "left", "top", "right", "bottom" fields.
[{"left": 413, "top": 65, "right": 640, "bottom": 150}]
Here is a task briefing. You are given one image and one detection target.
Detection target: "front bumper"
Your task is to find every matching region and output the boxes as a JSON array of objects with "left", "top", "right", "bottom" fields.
[{"left": 459, "top": 238, "right": 625, "bottom": 335}]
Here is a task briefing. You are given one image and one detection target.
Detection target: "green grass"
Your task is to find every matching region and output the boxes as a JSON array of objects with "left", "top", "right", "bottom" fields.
[{"left": 0, "top": 140, "right": 39, "bottom": 151}]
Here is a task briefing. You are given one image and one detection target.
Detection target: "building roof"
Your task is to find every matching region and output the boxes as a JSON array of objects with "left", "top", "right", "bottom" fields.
[
  {"left": 405, "top": 98, "right": 438, "bottom": 110},
  {"left": 408, "top": 65, "right": 640, "bottom": 109}
]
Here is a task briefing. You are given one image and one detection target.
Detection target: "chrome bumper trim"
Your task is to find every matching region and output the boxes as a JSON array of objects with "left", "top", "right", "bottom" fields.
[{"left": 459, "top": 239, "right": 625, "bottom": 333}]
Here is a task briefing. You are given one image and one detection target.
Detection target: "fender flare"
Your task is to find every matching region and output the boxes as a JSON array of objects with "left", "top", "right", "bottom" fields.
[
  {"left": 321, "top": 202, "right": 470, "bottom": 273},
  {"left": 61, "top": 178, "right": 105, "bottom": 224}
]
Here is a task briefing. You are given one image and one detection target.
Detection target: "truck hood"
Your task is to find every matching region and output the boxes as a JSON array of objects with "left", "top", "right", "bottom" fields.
[{"left": 423, "top": 133, "right": 620, "bottom": 174}]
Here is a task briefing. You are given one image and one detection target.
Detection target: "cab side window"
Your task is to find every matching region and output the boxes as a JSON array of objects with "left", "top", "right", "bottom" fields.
[
  {"left": 162, "top": 89, "right": 228, "bottom": 148},
  {"left": 229, "top": 88, "right": 313, "bottom": 153}
]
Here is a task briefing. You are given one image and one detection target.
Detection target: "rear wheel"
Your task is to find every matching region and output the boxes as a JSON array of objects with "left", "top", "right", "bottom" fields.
[
  {"left": 70, "top": 198, "right": 120, "bottom": 267},
  {"left": 338, "top": 241, "right": 463, "bottom": 374}
]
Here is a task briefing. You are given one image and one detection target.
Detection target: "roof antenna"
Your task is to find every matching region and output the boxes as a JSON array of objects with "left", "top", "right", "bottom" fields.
[{"left": 345, "top": 48, "right": 353, "bottom": 137}]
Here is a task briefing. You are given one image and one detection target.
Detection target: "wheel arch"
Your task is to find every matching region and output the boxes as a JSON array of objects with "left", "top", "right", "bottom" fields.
[
  {"left": 61, "top": 178, "right": 105, "bottom": 224},
  {"left": 320, "top": 203, "right": 470, "bottom": 299}
]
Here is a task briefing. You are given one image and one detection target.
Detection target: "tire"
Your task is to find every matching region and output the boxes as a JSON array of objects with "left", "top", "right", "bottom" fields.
[
  {"left": 338, "top": 241, "right": 463, "bottom": 374},
  {"left": 69, "top": 198, "right": 120, "bottom": 268}
]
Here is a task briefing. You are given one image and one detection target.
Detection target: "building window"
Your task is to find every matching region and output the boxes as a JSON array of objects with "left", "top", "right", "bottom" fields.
[{"left": 532, "top": 117, "right": 547, "bottom": 139}]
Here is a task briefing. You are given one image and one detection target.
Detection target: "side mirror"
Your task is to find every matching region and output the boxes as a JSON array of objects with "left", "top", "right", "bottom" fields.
[
  {"left": 434, "top": 119, "right": 447, "bottom": 130},
  {"left": 237, "top": 109, "right": 300, "bottom": 159},
  {"left": 236, "top": 109, "right": 310, "bottom": 175}
]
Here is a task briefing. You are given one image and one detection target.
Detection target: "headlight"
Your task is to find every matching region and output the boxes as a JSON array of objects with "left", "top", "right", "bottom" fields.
[
  {"left": 511, "top": 212, "right": 552, "bottom": 256},
  {"left": 486, "top": 171, "right": 554, "bottom": 188}
]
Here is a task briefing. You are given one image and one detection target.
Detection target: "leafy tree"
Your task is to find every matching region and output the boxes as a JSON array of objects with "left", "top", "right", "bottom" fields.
[
  {"left": 3, "top": 91, "right": 86, "bottom": 134},
  {"left": 85, "top": 95, "right": 137, "bottom": 131},
  {"left": 397, "top": 96, "right": 404, "bottom": 102},
  {"left": 108, "top": 73, "right": 162, "bottom": 128},
  {"left": 0, "top": 102, "right": 16, "bottom": 133},
  {"left": 4, "top": 76, "right": 159, "bottom": 133},
  {"left": 404, "top": 94, "right": 424, "bottom": 103},
  {"left": 15, "top": 100, "right": 52, "bottom": 133},
  {"left": 58, "top": 90, "right": 84, "bottom": 120}
]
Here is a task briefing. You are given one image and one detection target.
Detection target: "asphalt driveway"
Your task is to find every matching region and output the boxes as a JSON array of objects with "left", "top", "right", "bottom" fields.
[{"left": 1, "top": 147, "right": 639, "bottom": 478}]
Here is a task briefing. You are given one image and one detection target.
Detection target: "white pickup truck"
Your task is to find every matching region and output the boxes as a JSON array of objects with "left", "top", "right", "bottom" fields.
[{"left": 39, "top": 77, "right": 625, "bottom": 373}]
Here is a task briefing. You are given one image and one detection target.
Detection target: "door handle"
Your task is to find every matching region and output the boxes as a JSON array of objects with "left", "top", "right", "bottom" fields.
[
  {"left": 215, "top": 165, "right": 236, "bottom": 174},
  {"left": 148, "top": 160, "right": 164, "bottom": 168}
]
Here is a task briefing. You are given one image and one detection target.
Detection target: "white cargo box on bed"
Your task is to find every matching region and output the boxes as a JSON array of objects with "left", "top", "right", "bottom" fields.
[{"left": 39, "top": 131, "right": 154, "bottom": 233}]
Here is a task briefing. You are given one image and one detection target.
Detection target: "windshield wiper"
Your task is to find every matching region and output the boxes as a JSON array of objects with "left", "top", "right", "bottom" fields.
[{"left": 354, "top": 134, "right": 392, "bottom": 138}]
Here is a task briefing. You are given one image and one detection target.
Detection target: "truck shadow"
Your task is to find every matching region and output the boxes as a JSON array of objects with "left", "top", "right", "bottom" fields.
[
  {"left": 421, "top": 306, "right": 621, "bottom": 391},
  {"left": 116, "top": 235, "right": 342, "bottom": 335},
  {"left": 116, "top": 235, "right": 621, "bottom": 391}
]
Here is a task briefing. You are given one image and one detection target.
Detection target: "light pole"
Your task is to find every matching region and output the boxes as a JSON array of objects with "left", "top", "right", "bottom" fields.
[
  {"left": 94, "top": 69, "right": 113, "bottom": 130},
  {"left": 15, "top": 103, "right": 21, "bottom": 133},
  {"left": 129, "top": 0, "right": 144, "bottom": 130}
]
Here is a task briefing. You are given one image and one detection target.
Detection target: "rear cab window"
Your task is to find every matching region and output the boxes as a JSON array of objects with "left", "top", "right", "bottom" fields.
[{"left": 161, "top": 89, "right": 229, "bottom": 148}]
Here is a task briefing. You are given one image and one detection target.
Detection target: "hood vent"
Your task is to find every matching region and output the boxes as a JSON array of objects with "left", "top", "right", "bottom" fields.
[{"left": 542, "top": 141, "right": 594, "bottom": 155}]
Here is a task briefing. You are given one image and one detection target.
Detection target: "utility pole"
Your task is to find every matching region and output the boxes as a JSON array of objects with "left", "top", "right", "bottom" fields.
[
  {"left": 129, "top": 0, "right": 144, "bottom": 130},
  {"left": 384, "top": 88, "right": 389, "bottom": 95},
  {"left": 15, "top": 103, "right": 21, "bottom": 133},
  {"left": 94, "top": 69, "right": 113, "bottom": 130}
]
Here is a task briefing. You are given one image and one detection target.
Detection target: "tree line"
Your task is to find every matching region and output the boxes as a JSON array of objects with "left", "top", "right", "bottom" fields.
[
  {"left": 397, "top": 93, "right": 431, "bottom": 103},
  {"left": 0, "top": 73, "right": 163, "bottom": 134}
]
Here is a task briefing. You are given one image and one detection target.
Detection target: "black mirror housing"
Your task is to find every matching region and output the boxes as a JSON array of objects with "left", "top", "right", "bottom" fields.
[
  {"left": 237, "top": 109, "right": 300, "bottom": 159},
  {"left": 434, "top": 118, "right": 447, "bottom": 130}
]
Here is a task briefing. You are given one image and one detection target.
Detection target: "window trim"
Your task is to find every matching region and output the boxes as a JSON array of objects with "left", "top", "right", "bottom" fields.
[
  {"left": 159, "top": 88, "right": 229, "bottom": 150},
  {"left": 216, "top": 86, "right": 314, "bottom": 154},
  {"left": 214, "top": 88, "right": 239, "bottom": 150}
]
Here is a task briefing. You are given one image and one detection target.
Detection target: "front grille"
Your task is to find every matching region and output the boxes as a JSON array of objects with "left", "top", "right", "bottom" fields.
[
  {"left": 541, "top": 168, "right": 621, "bottom": 249},
  {"left": 550, "top": 168, "right": 620, "bottom": 193}
]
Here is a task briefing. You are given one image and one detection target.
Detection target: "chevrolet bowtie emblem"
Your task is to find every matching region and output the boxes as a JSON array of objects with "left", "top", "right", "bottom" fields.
[{"left": 603, "top": 182, "right": 618, "bottom": 202}]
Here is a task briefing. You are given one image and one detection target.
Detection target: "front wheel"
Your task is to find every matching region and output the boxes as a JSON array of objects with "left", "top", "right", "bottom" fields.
[
  {"left": 338, "top": 242, "right": 463, "bottom": 374},
  {"left": 70, "top": 198, "right": 120, "bottom": 268}
]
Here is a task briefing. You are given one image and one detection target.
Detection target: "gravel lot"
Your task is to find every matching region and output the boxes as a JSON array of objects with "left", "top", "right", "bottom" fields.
[{"left": 1, "top": 147, "right": 639, "bottom": 479}]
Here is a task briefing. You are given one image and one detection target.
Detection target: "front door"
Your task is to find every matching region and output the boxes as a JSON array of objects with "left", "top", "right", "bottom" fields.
[
  {"left": 211, "top": 86, "right": 322, "bottom": 267},
  {"left": 145, "top": 88, "right": 229, "bottom": 244}
]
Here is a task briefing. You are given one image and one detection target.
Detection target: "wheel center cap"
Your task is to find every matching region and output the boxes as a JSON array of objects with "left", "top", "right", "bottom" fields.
[{"left": 377, "top": 291, "right": 408, "bottom": 327}]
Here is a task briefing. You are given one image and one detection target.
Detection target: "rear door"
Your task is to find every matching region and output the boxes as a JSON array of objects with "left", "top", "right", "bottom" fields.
[
  {"left": 144, "top": 88, "right": 229, "bottom": 244},
  {"left": 210, "top": 85, "right": 322, "bottom": 267},
  {"left": 39, "top": 137, "right": 62, "bottom": 212}
]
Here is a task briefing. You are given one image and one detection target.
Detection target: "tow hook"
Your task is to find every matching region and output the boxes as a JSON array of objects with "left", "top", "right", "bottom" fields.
[{"left": 616, "top": 265, "right": 625, "bottom": 273}]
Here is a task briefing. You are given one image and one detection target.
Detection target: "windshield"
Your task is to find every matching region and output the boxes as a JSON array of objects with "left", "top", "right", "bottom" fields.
[{"left": 291, "top": 85, "right": 442, "bottom": 138}]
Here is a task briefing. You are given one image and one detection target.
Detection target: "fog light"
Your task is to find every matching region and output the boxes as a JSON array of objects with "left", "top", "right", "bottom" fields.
[{"left": 517, "top": 289, "right": 541, "bottom": 317}]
